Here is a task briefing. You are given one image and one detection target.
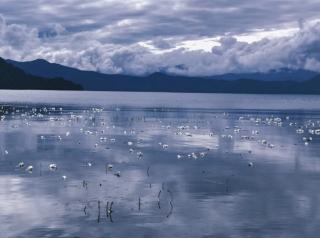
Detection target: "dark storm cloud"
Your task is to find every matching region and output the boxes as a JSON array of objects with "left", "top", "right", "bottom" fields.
[
  {"left": 1, "top": 0, "right": 320, "bottom": 75},
  {"left": 1, "top": 0, "right": 320, "bottom": 44}
]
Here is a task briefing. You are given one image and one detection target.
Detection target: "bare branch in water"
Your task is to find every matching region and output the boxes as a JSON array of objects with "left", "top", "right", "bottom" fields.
[
  {"left": 106, "top": 201, "right": 109, "bottom": 218},
  {"left": 166, "top": 189, "right": 174, "bottom": 218},
  {"left": 82, "top": 180, "right": 88, "bottom": 189},
  {"left": 139, "top": 197, "right": 141, "bottom": 211},
  {"left": 106, "top": 201, "right": 114, "bottom": 222},
  {"left": 147, "top": 166, "right": 150, "bottom": 177},
  {"left": 167, "top": 201, "right": 173, "bottom": 218},
  {"left": 39, "top": 162, "right": 42, "bottom": 176},
  {"left": 97, "top": 200, "right": 101, "bottom": 223},
  {"left": 157, "top": 190, "right": 162, "bottom": 209},
  {"left": 83, "top": 205, "right": 87, "bottom": 215},
  {"left": 109, "top": 201, "right": 114, "bottom": 223}
]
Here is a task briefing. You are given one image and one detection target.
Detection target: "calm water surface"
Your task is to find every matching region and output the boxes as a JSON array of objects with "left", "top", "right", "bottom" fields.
[{"left": 1, "top": 90, "right": 320, "bottom": 238}]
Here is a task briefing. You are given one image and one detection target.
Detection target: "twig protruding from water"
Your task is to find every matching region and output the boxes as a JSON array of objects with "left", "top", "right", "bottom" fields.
[
  {"left": 97, "top": 200, "right": 101, "bottom": 223},
  {"left": 139, "top": 197, "right": 141, "bottom": 211},
  {"left": 157, "top": 190, "right": 162, "bottom": 209},
  {"left": 147, "top": 166, "right": 150, "bottom": 177}
]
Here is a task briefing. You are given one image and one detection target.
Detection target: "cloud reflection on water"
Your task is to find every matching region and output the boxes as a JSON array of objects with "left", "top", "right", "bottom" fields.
[{"left": 0, "top": 104, "right": 320, "bottom": 237}]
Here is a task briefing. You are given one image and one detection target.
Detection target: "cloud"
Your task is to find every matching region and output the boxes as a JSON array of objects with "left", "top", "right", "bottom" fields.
[
  {"left": 38, "top": 23, "right": 66, "bottom": 38},
  {"left": 0, "top": 15, "right": 40, "bottom": 59},
  {"left": 1, "top": 0, "right": 320, "bottom": 44},
  {"left": 1, "top": 12, "right": 320, "bottom": 76},
  {"left": 150, "top": 38, "right": 175, "bottom": 50}
]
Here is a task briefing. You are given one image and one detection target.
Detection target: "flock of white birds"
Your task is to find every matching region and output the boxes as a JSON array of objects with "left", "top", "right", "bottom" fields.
[
  {"left": 1, "top": 105, "right": 320, "bottom": 222},
  {"left": 2, "top": 106, "right": 319, "bottom": 173}
]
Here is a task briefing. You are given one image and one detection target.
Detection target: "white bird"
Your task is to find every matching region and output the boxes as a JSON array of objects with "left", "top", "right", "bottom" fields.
[
  {"left": 248, "top": 162, "right": 254, "bottom": 167},
  {"left": 268, "top": 144, "right": 275, "bottom": 148},
  {"left": 26, "top": 165, "right": 33, "bottom": 173},
  {"left": 114, "top": 171, "right": 121, "bottom": 177},
  {"left": 296, "top": 129, "right": 304, "bottom": 134},
  {"left": 62, "top": 175, "right": 67, "bottom": 180},
  {"left": 177, "top": 154, "right": 182, "bottom": 159},
  {"left": 17, "top": 162, "right": 24, "bottom": 168},
  {"left": 49, "top": 163, "right": 57, "bottom": 171},
  {"left": 107, "top": 164, "right": 113, "bottom": 170}
]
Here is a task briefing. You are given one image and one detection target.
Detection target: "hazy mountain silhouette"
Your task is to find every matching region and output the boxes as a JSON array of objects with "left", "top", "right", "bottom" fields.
[
  {"left": 0, "top": 58, "right": 82, "bottom": 90},
  {"left": 6, "top": 58, "right": 320, "bottom": 94},
  {"left": 7, "top": 59, "right": 143, "bottom": 90},
  {"left": 207, "top": 69, "right": 317, "bottom": 81}
]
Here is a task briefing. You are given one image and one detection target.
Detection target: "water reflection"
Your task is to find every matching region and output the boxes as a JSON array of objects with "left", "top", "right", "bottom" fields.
[{"left": 0, "top": 104, "right": 320, "bottom": 237}]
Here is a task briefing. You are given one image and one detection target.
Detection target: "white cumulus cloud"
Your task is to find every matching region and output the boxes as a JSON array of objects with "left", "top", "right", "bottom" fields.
[{"left": 1, "top": 14, "right": 320, "bottom": 76}]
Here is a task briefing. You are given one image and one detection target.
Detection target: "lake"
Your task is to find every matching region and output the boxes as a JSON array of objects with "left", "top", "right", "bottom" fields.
[{"left": 1, "top": 90, "right": 320, "bottom": 238}]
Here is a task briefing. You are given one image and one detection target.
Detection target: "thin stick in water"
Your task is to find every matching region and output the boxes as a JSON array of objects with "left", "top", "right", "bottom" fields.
[
  {"left": 139, "top": 197, "right": 141, "bottom": 211},
  {"left": 147, "top": 166, "right": 150, "bottom": 177},
  {"left": 97, "top": 200, "right": 101, "bottom": 223}
]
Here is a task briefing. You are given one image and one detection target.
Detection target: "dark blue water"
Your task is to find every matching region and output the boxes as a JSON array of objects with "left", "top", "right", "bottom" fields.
[{"left": 1, "top": 91, "right": 320, "bottom": 238}]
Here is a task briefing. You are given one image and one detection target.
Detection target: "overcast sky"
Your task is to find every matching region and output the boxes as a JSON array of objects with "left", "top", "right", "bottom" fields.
[{"left": 1, "top": 0, "right": 320, "bottom": 75}]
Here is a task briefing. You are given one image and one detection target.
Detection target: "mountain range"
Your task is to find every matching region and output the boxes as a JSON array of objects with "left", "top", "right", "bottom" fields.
[
  {"left": 4, "top": 58, "right": 320, "bottom": 94},
  {"left": 0, "top": 58, "right": 82, "bottom": 91}
]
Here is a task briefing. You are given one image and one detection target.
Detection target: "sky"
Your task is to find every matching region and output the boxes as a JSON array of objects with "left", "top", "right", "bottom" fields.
[{"left": 1, "top": 0, "right": 320, "bottom": 76}]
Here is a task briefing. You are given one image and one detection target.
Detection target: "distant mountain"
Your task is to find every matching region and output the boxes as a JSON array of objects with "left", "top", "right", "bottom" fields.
[
  {"left": 8, "top": 59, "right": 318, "bottom": 85},
  {"left": 207, "top": 69, "right": 318, "bottom": 81},
  {"left": 6, "top": 58, "right": 320, "bottom": 94},
  {"left": 0, "top": 58, "right": 82, "bottom": 90},
  {"left": 7, "top": 59, "right": 142, "bottom": 90}
]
